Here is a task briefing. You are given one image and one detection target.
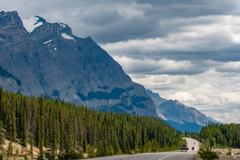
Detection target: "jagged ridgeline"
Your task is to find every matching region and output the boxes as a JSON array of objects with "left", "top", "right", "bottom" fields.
[{"left": 0, "top": 88, "right": 185, "bottom": 158}]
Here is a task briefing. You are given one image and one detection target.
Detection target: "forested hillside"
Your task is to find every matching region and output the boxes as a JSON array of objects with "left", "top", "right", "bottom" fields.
[
  {"left": 186, "top": 123, "right": 240, "bottom": 148},
  {"left": 0, "top": 88, "right": 184, "bottom": 159}
]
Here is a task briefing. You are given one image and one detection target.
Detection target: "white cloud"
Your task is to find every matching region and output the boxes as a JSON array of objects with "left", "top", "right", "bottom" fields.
[{"left": 111, "top": 56, "right": 240, "bottom": 123}]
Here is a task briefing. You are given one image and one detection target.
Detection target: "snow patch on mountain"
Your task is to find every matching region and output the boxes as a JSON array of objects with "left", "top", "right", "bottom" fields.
[
  {"left": 22, "top": 16, "right": 43, "bottom": 33},
  {"left": 59, "top": 23, "right": 67, "bottom": 29},
  {"left": 61, "top": 33, "right": 74, "bottom": 40},
  {"left": 44, "top": 40, "right": 52, "bottom": 44}
]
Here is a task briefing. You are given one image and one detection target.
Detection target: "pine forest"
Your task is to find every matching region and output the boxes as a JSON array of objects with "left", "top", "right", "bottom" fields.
[
  {"left": 186, "top": 123, "right": 240, "bottom": 149},
  {"left": 0, "top": 88, "right": 185, "bottom": 159}
]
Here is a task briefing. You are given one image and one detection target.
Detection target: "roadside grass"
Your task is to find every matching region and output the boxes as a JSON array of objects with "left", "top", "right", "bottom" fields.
[
  {"left": 218, "top": 154, "right": 239, "bottom": 160},
  {"left": 196, "top": 154, "right": 203, "bottom": 160},
  {"left": 197, "top": 154, "right": 239, "bottom": 160},
  {"left": 213, "top": 148, "right": 240, "bottom": 155}
]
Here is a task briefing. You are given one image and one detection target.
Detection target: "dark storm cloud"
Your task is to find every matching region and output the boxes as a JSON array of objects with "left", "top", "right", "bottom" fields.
[
  {"left": 108, "top": 47, "right": 240, "bottom": 65},
  {"left": 124, "top": 61, "right": 207, "bottom": 75},
  {"left": 87, "top": 0, "right": 240, "bottom": 43},
  {"left": 80, "top": 10, "right": 121, "bottom": 27},
  {"left": 89, "top": 17, "right": 160, "bottom": 43},
  {"left": 3, "top": 0, "right": 239, "bottom": 44},
  {"left": 137, "top": 0, "right": 240, "bottom": 18}
]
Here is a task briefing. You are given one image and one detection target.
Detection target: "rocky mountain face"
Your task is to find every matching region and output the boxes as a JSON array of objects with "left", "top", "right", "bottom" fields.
[
  {"left": 0, "top": 11, "right": 157, "bottom": 117},
  {"left": 146, "top": 89, "right": 211, "bottom": 132}
]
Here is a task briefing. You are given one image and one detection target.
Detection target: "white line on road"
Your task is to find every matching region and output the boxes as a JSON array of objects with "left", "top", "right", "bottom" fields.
[{"left": 158, "top": 153, "right": 180, "bottom": 160}]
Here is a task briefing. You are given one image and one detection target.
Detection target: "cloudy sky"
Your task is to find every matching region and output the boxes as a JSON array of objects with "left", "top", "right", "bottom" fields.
[{"left": 2, "top": 0, "right": 240, "bottom": 123}]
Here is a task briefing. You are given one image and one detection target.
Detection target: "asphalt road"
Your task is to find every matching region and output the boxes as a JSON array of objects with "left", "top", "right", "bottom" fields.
[
  {"left": 184, "top": 137, "right": 200, "bottom": 152},
  {"left": 84, "top": 152, "right": 196, "bottom": 160},
  {"left": 85, "top": 138, "right": 199, "bottom": 160}
]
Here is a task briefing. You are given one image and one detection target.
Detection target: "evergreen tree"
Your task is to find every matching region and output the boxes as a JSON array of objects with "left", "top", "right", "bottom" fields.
[
  {"left": 120, "top": 121, "right": 126, "bottom": 153},
  {"left": 7, "top": 140, "right": 13, "bottom": 157},
  {"left": 108, "top": 143, "right": 114, "bottom": 156},
  {"left": 0, "top": 87, "right": 3, "bottom": 123},
  {"left": 96, "top": 140, "right": 104, "bottom": 157},
  {"left": 22, "top": 112, "right": 27, "bottom": 147},
  {"left": 30, "top": 133, "right": 33, "bottom": 158},
  {"left": 0, "top": 121, "right": 3, "bottom": 152},
  {"left": 87, "top": 144, "right": 95, "bottom": 158}
]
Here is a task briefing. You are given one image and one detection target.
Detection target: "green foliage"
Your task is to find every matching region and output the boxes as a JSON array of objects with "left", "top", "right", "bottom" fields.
[
  {"left": 0, "top": 121, "right": 3, "bottom": 148},
  {"left": 45, "top": 152, "right": 54, "bottom": 160},
  {"left": 0, "top": 90, "right": 185, "bottom": 158},
  {"left": 30, "top": 134, "right": 33, "bottom": 158},
  {"left": 16, "top": 147, "right": 19, "bottom": 156},
  {"left": 0, "top": 154, "right": 2, "bottom": 160},
  {"left": 7, "top": 141, "right": 13, "bottom": 157},
  {"left": 198, "top": 147, "right": 219, "bottom": 160},
  {"left": 199, "top": 123, "right": 240, "bottom": 148},
  {"left": 96, "top": 140, "right": 104, "bottom": 157},
  {"left": 58, "top": 149, "right": 84, "bottom": 160},
  {"left": 108, "top": 143, "right": 114, "bottom": 156},
  {"left": 187, "top": 123, "right": 240, "bottom": 150},
  {"left": 23, "top": 154, "right": 28, "bottom": 160},
  {"left": 151, "top": 147, "right": 158, "bottom": 152},
  {"left": 87, "top": 144, "right": 95, "bottom": 158},
  {"left": 226, "top": 142, "right": 232, "bottom": 155}
]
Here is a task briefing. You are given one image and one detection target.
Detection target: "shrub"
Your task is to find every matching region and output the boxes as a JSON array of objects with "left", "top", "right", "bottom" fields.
[
  {"left": 87, "top": 145, "right": 95, "bottom": 158},
  {"left": 23, "top": 154, "right": 28, "bottom": 160},
  {"left": 45, "top": 152, "right": 54, "bottom": 160},
  {"left": 198, "top": 147, "right": 219, "bottom": 160},
  {"left": 58, "top": 149, "right": 84, "bottom": 160},
  {"left": 151, "top": 148, "right": 158, "bottom": 152}
]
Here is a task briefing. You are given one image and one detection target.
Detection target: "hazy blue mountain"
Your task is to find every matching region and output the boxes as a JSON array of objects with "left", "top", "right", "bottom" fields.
[
  {"left": 208, "top": 117, "right": 221, "bottom": 124},
  {"left": 146, "top": 89, "right": 210, "bottom": 132},
  {"left": 0, "top": 11, "right": 157, "bottom": 117},
  {"left": 167, "top": 120, "right": 203, "bottom": 133}
]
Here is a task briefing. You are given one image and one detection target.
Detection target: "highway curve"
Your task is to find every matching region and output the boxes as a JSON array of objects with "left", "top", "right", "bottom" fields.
[{"left": 84, "top": 138, "right": 199, "bottom": 160}]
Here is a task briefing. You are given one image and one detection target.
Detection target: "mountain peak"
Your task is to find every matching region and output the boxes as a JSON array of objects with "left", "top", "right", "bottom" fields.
[
  {"left": 22, "top": 16, "right": 45, "bottom": 33},
  {"left": 27, "top": 16, "right": 74, "bottom": 40},
  {"left": 0, "top": 11, "right": 23, "bottom": 28},
  {"left": 174, "top": 99, "right": 185, "bottom": 107},
  {"left": 0, "top": 11, "right": 157, "bottom": 118},
  {"left": 146, "top": 89, "right": 167, "bottom": 106}
]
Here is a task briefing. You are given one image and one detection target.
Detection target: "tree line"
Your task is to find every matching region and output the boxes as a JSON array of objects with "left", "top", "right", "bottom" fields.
[
  {"left": 185, "top": 123, "right": 240, "bottom": 148},
  {"left": 0, "top": 88, "right": 185, "bottom": 159}
]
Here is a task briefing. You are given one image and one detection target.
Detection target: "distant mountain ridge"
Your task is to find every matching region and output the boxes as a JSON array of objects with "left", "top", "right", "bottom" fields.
[
  {"left": 146, "top": 89, "right": 218, "bottom": 132},
  {"left": 0, "top": 11, "right": 157, "bottom": 117},
  {"left": 208, "top": 117, "right": 221, "bottom": 124}
]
